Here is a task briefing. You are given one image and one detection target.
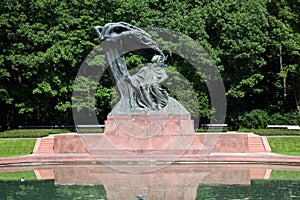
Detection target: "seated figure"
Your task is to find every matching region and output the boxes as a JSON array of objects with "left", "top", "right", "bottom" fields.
[{"left": 126, "top": 55, "right": 169, "bottom": 110}]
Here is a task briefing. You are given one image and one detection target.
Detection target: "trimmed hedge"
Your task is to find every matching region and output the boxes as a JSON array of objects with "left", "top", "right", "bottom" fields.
[
  {"left": 195, "top": 128, "right": 228, "bottom": 132},
  {"left": 0, "top": 129, "right": 70, "bottom": 138},
  {"left": 239, "top": 129, "right": 300, "bottom": 136},
  {"left": 76, "top": 128, "right": 104, "bottom": 133}
]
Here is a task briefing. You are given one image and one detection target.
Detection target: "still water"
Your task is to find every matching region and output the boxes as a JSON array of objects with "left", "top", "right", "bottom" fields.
[{"left": 0, "top": 164, "right": 300, "bottom": 200}]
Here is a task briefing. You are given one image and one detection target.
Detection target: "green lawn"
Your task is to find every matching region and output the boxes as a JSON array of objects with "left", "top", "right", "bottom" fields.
[
  {"left": 268, "top": 137, "right": 300, "bottom": 156},
  {"left": 0, "top": 129, "right": 69, "bottom": 158},
  {"left": 270, "top": 170, "right": 300, "bottom": 180},
  {"left": 0, "top": 171, "right": 37, "bottom": 180},
  {"left": 0, "top": 139, "right": 36, "bottom": 157}
]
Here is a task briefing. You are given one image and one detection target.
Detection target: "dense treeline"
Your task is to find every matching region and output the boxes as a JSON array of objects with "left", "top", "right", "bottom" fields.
[{"left": 0, "top": 0, "right": 299, "bottom": 130}]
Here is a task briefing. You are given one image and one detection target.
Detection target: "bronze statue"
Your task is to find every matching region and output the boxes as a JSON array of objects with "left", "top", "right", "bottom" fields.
[
  {"left": 95, "top": 22, "right": 168, "bottom": 111},
  {"left": 95, "top": 22, "right": 189, "bottom": 115}
]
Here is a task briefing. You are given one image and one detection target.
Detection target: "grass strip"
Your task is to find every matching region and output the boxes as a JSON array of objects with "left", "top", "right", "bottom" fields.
[
  {"left": 268, "top": 137, "right": 300, "bottom": 156},
  {"left": 0, "top": 139, "right": 36, "bottom": 157},
  {"left": 0, "top": 171, "right": 37, "bottom": 181},
  {"left": 270, "top": 170, "right": 300, "bottom": 180}
]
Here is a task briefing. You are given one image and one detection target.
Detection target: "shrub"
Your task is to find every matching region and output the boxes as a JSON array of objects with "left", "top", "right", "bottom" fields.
[
  {"left": 238, "top": 110, "right": 300, "bottom": 129},
  {"left": 268, "top": 112, "right": 300, "bottom": 126},
  {"left": 238, "top": 109, "right": 269, "bottom": 129},
  {"left": 0, "top": 129, "right": 70, "bottom": 138}
]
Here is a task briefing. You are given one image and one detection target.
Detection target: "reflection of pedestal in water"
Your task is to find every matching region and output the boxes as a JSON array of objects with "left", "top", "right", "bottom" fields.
[{"left": 33, "top": 164, "right": 271, "bottom": 200}]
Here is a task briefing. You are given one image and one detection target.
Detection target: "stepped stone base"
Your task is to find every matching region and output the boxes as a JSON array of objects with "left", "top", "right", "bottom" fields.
[
  {"left": 248, "top": 133, "right": 271, "bottom": 152},
  {"left": 34, "top": 115, "right": 271, "bottom": 156},
  {"left": 51, "top": 133, "right": 270, "bottom": 155},
  {"left": 33, "top": 135, "right": 54, "bottom": 154}
]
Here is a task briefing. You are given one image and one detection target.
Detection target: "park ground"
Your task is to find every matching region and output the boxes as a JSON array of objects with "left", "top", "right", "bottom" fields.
[{"left": 1, "top": 129, "right": 300, "bottom": 158}]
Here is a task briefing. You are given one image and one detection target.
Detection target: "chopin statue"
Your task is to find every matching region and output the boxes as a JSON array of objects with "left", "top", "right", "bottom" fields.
[{"left": 95, "top": 22, "right": 188, "bottom": 115}]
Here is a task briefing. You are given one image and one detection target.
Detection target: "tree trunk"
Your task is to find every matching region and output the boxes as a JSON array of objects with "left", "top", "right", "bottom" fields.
[
  {"left": 296, "top": 96, "right": 300, "bottom": 113},
  {"left": 292, "top": 72, "right": 300, "bottom": 113},
  {"left": 293, "top": 81, "right": 300, "bottom": 113},
  {"left": 280, "top": 47, "right": 287, "bottom": 99},
  {"left": 6, "top": 108, "right": 11, "bottom": 130}
]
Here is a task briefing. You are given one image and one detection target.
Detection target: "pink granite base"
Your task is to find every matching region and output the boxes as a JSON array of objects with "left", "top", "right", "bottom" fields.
[
  {"left": 102, "top": 114, "right": 194, "bottom": 154},
  {"left": 52, "top": 115, "right": 266, "bottom": 156},
  {"left": 53, "top": 133, "right": 248, "bottom": 155},
  {"left": 54, "top": 134, "right": 88, "bottom": 154},
  {"left": 104, "top": 114, "right": 194, "bottom": 137}
]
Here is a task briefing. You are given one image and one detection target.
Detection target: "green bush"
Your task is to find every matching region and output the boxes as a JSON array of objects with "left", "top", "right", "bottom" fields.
[
  {"left": 268, "top": 112, "right": 300, "bottom": 125},
  {"left": 238, "top": 109, "right": 269, "bottom": 129},
  {"left": 238, "top": 110, "right": 300, "bottom": 129},
  {"left": 0, "top": 129, "right": 70, "bottom": 138}
]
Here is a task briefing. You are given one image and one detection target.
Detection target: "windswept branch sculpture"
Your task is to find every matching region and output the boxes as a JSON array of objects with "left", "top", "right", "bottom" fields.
[{"left": 95, "top": 22, "right": 188, "bottom": 115}]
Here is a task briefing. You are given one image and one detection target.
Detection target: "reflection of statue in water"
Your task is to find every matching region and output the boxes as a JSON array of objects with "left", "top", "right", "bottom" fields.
[{"left": 95, "top": 22, "right": 188, "bottom": 114}]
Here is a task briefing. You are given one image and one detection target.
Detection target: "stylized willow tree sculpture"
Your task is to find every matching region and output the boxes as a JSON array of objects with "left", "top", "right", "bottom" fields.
[{"left": 95, "top": 22, "right": 173, "bottom": 112}]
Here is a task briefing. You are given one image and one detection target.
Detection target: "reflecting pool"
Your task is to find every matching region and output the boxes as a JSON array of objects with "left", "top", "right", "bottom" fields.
[{"left": 0, "top": 164, "right": 300, "bottom": 200}]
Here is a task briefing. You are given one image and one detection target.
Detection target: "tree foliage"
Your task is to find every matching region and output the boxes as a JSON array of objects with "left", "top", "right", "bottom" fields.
[{"left": 0, "top": 0, "right": 299, "bottom": 130}]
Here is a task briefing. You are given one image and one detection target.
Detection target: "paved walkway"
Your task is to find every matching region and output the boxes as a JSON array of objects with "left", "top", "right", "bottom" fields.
[{"left": 0, "top": 152, "right": 300, "bottom": 166}]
